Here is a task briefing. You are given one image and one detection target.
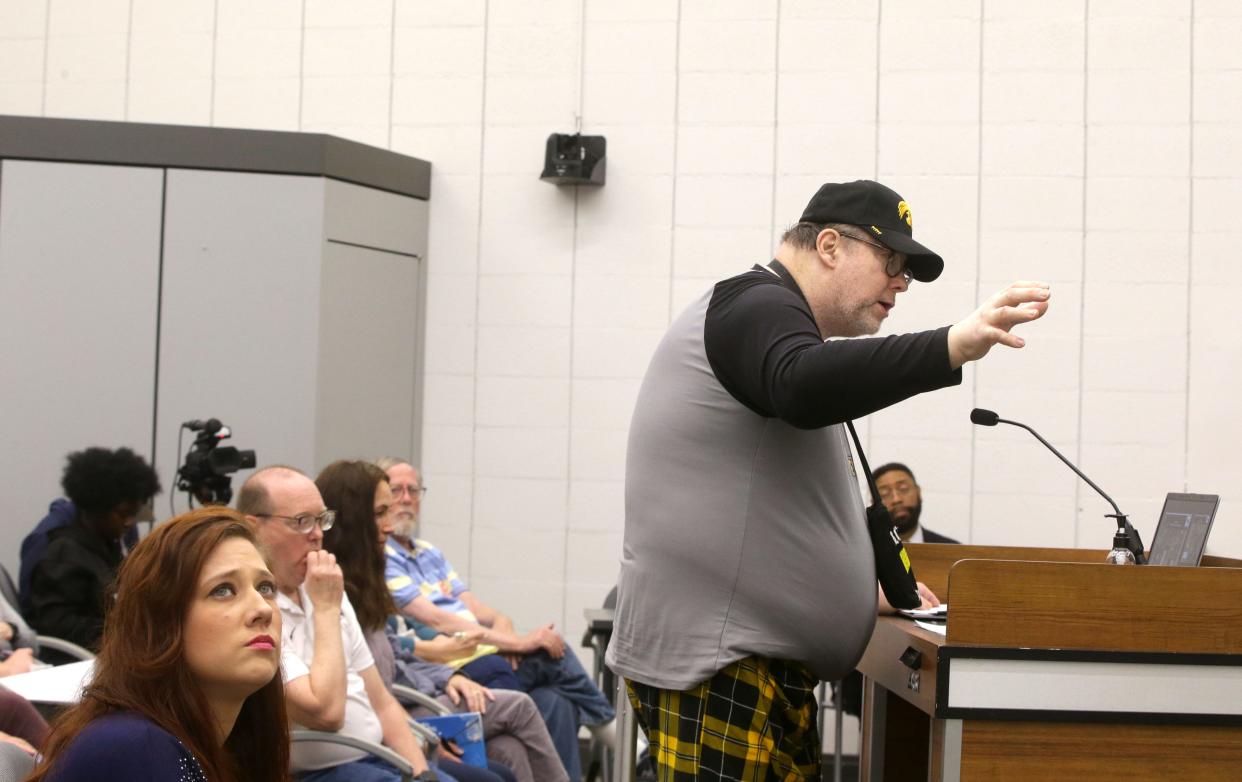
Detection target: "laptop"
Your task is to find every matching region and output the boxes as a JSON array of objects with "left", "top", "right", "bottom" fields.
[{"left": 1147, "top": 493, "right": 1220, "bottom": 567}]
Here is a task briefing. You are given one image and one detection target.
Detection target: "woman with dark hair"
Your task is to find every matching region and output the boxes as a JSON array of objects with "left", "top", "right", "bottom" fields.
[
  {"left": 28, "top": 507, "right": 289, "bottom": 782},
  {"left": 317, "top": 460, "right": 565, "bottom": 782},
  {"left": 314, "top": 463, "right": 487, "bottom": 670}
]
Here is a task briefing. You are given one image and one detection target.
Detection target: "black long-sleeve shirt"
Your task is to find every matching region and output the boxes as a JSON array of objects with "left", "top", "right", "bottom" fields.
[
  {"left": 29, "top": 521, "right": 121, "bottom": 652},
  {"left": 705, "top": 260, "right": 960, "bottom": 427}
]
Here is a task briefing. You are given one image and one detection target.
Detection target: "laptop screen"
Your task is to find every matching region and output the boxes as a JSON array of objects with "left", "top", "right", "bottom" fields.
[{"left": 1147, "top": 493, "right": 1220, "bottom": 567}]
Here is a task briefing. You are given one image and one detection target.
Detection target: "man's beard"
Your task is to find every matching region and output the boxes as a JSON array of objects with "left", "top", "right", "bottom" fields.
[
  {"left": 392, "top": 518, "right": 418, "bottom": 540},
  {"left": 834, "top": 306, "right": 884, "bottom": 339},
  {"left": 893, "top": 502, "right": 922, "bottom": 536}
]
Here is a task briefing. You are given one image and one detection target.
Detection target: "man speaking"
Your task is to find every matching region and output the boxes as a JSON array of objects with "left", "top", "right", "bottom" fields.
[{"left": 606, "top": 180, "right": 1050, "bottom": 780}]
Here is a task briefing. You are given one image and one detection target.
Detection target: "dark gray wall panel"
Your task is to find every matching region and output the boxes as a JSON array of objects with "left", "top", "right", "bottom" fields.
[
  {"left": 0, "top": 114, "right": 430, "bottom": 200},
  {"left": 0, "top": 160, "right": 162, "bottom": 576},
  {"left": 315, "top": 240, "right": 422, "bottom": 469}
]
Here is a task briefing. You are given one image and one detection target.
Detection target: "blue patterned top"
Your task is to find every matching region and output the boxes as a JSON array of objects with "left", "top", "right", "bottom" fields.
[
  {"left": 384, "top": 538, "right": 471, "bottom": 616},
  {"left": 44, "top": 713, "right": 207, "bottom": 782}
]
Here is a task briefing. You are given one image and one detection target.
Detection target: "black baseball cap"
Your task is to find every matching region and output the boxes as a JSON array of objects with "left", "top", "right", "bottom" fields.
[{"left": 799, "top": 180, "right": 944, "bottom": 282}]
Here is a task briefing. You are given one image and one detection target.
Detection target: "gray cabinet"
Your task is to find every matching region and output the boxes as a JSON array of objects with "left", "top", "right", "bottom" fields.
[{"left": 0, "top": 115, "right": 430, "bottom": 576}]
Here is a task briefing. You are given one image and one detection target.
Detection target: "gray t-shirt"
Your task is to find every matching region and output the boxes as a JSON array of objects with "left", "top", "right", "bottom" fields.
[{"left": 607, "top": 262, "right": 959, "bottom": 689}]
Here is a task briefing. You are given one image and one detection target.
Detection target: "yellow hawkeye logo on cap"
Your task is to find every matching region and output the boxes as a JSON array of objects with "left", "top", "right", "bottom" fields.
[{"left": 897, "top": 200, "right": 912, "bottom": 228}]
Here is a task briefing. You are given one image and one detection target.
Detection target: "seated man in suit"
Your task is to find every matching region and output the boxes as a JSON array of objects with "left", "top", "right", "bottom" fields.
[
  {"left": 874, "top": 462, "right": 959, "bottom": 544},
  {"left": 838, "top": 461, "right": 960, "bottom": 717}
]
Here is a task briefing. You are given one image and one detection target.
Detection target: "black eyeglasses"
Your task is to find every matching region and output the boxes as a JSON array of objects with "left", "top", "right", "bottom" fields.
[
  {"left": 256, "top": 510, "right": 336, "bottom": 534},
  {"left": 877, "top": 481, "right": 917, "bottom": 500},
  {"left": 837, "top": 232, "right": 914, "bottom": 284}
]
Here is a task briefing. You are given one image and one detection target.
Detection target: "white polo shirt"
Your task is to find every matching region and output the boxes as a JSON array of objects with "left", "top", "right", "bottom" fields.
[{"left": 278, "top": 586, "right": 383, "bottom": 771}]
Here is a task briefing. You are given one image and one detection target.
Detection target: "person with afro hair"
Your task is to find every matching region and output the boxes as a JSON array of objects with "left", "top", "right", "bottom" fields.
[{"left": 25, "top": 447, "right": 160, "bottom": 655}]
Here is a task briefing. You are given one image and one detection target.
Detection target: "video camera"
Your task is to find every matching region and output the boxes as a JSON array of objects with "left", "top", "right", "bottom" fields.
[{"left": 175, "top": 418, "right": 256, "bottom": 506}]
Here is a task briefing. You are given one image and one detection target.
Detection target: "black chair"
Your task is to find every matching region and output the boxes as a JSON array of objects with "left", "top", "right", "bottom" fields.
[
  {"left": 580, "top": 586, "right": 617, "bottom": 703},
  {"left": 580, "top": 587, "right": 617, "bottom": 782}
]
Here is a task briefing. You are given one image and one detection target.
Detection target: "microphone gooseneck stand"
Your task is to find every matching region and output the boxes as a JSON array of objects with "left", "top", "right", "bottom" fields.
[{"left": 970, "top": 408, "right": 1147, "bottom": 564}]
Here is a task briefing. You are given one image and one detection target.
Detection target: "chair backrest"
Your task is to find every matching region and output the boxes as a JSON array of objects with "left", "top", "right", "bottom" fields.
[
  {"left": 0, "top": 564, "right": 20, "bottom": 615},
  {"left": 290, "top": 731, "right": 414, "bottom": 782}
]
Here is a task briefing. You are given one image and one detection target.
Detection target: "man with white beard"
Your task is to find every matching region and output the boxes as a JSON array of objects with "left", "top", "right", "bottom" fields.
[{"left": 376, "top": 459, "right": 615, "bottom": 782}]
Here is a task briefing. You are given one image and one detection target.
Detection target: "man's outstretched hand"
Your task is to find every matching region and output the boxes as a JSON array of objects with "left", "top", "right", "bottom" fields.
[{"left": 948, "top": 281, "right": 1051, "bottom": 369}]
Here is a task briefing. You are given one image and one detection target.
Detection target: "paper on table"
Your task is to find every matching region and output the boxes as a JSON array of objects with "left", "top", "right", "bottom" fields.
[
  {"left": 914, "top": 620, "right": 947, "bottom": 636},
  {"left": 0, "top": 659, "right": 94, "bottom": 704},
  {"left": 900, "top": 603, "right": 948, "bottom": 620}
]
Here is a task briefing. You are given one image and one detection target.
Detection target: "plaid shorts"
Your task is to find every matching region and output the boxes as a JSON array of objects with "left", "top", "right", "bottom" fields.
[{"left": 626, "top": 656, "right": 822, "bottom": 782}]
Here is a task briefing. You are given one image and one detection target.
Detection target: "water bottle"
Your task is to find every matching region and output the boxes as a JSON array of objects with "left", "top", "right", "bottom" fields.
[{"left": 1106, "top": 528, "right": 1136, "bottom": 565}]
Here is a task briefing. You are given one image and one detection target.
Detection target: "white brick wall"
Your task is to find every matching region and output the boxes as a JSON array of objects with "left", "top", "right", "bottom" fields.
[{"left": 4, "top": 0, "right": 1242, "bottom": 701}]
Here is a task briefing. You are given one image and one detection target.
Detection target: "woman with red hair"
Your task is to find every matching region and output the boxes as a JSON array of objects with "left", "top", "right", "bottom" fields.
[{"left": 28, "top": 507, "right": 290, "bottom": 782}]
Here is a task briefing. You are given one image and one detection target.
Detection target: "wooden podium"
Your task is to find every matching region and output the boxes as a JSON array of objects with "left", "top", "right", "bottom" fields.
[{"left": 857, "top": 544, "right": 1242, "bottom": 781}]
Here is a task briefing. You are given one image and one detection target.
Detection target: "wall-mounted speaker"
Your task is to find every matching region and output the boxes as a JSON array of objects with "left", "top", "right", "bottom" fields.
[{"left": 540, "top": 133, "right": 606, "bottom": 186}]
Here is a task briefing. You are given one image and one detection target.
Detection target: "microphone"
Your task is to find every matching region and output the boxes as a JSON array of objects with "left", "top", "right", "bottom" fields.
[
  {"left": 970, "top": 408, "right": 999, "bottom": 427},
  {"left": 969, "top": 408, "right": 1147, "bottom": 564}
]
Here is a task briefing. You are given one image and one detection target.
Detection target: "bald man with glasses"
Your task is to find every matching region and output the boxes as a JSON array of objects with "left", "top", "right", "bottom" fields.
[{"left": 236, "top": 466, "right": 448, "bottom": 782}]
